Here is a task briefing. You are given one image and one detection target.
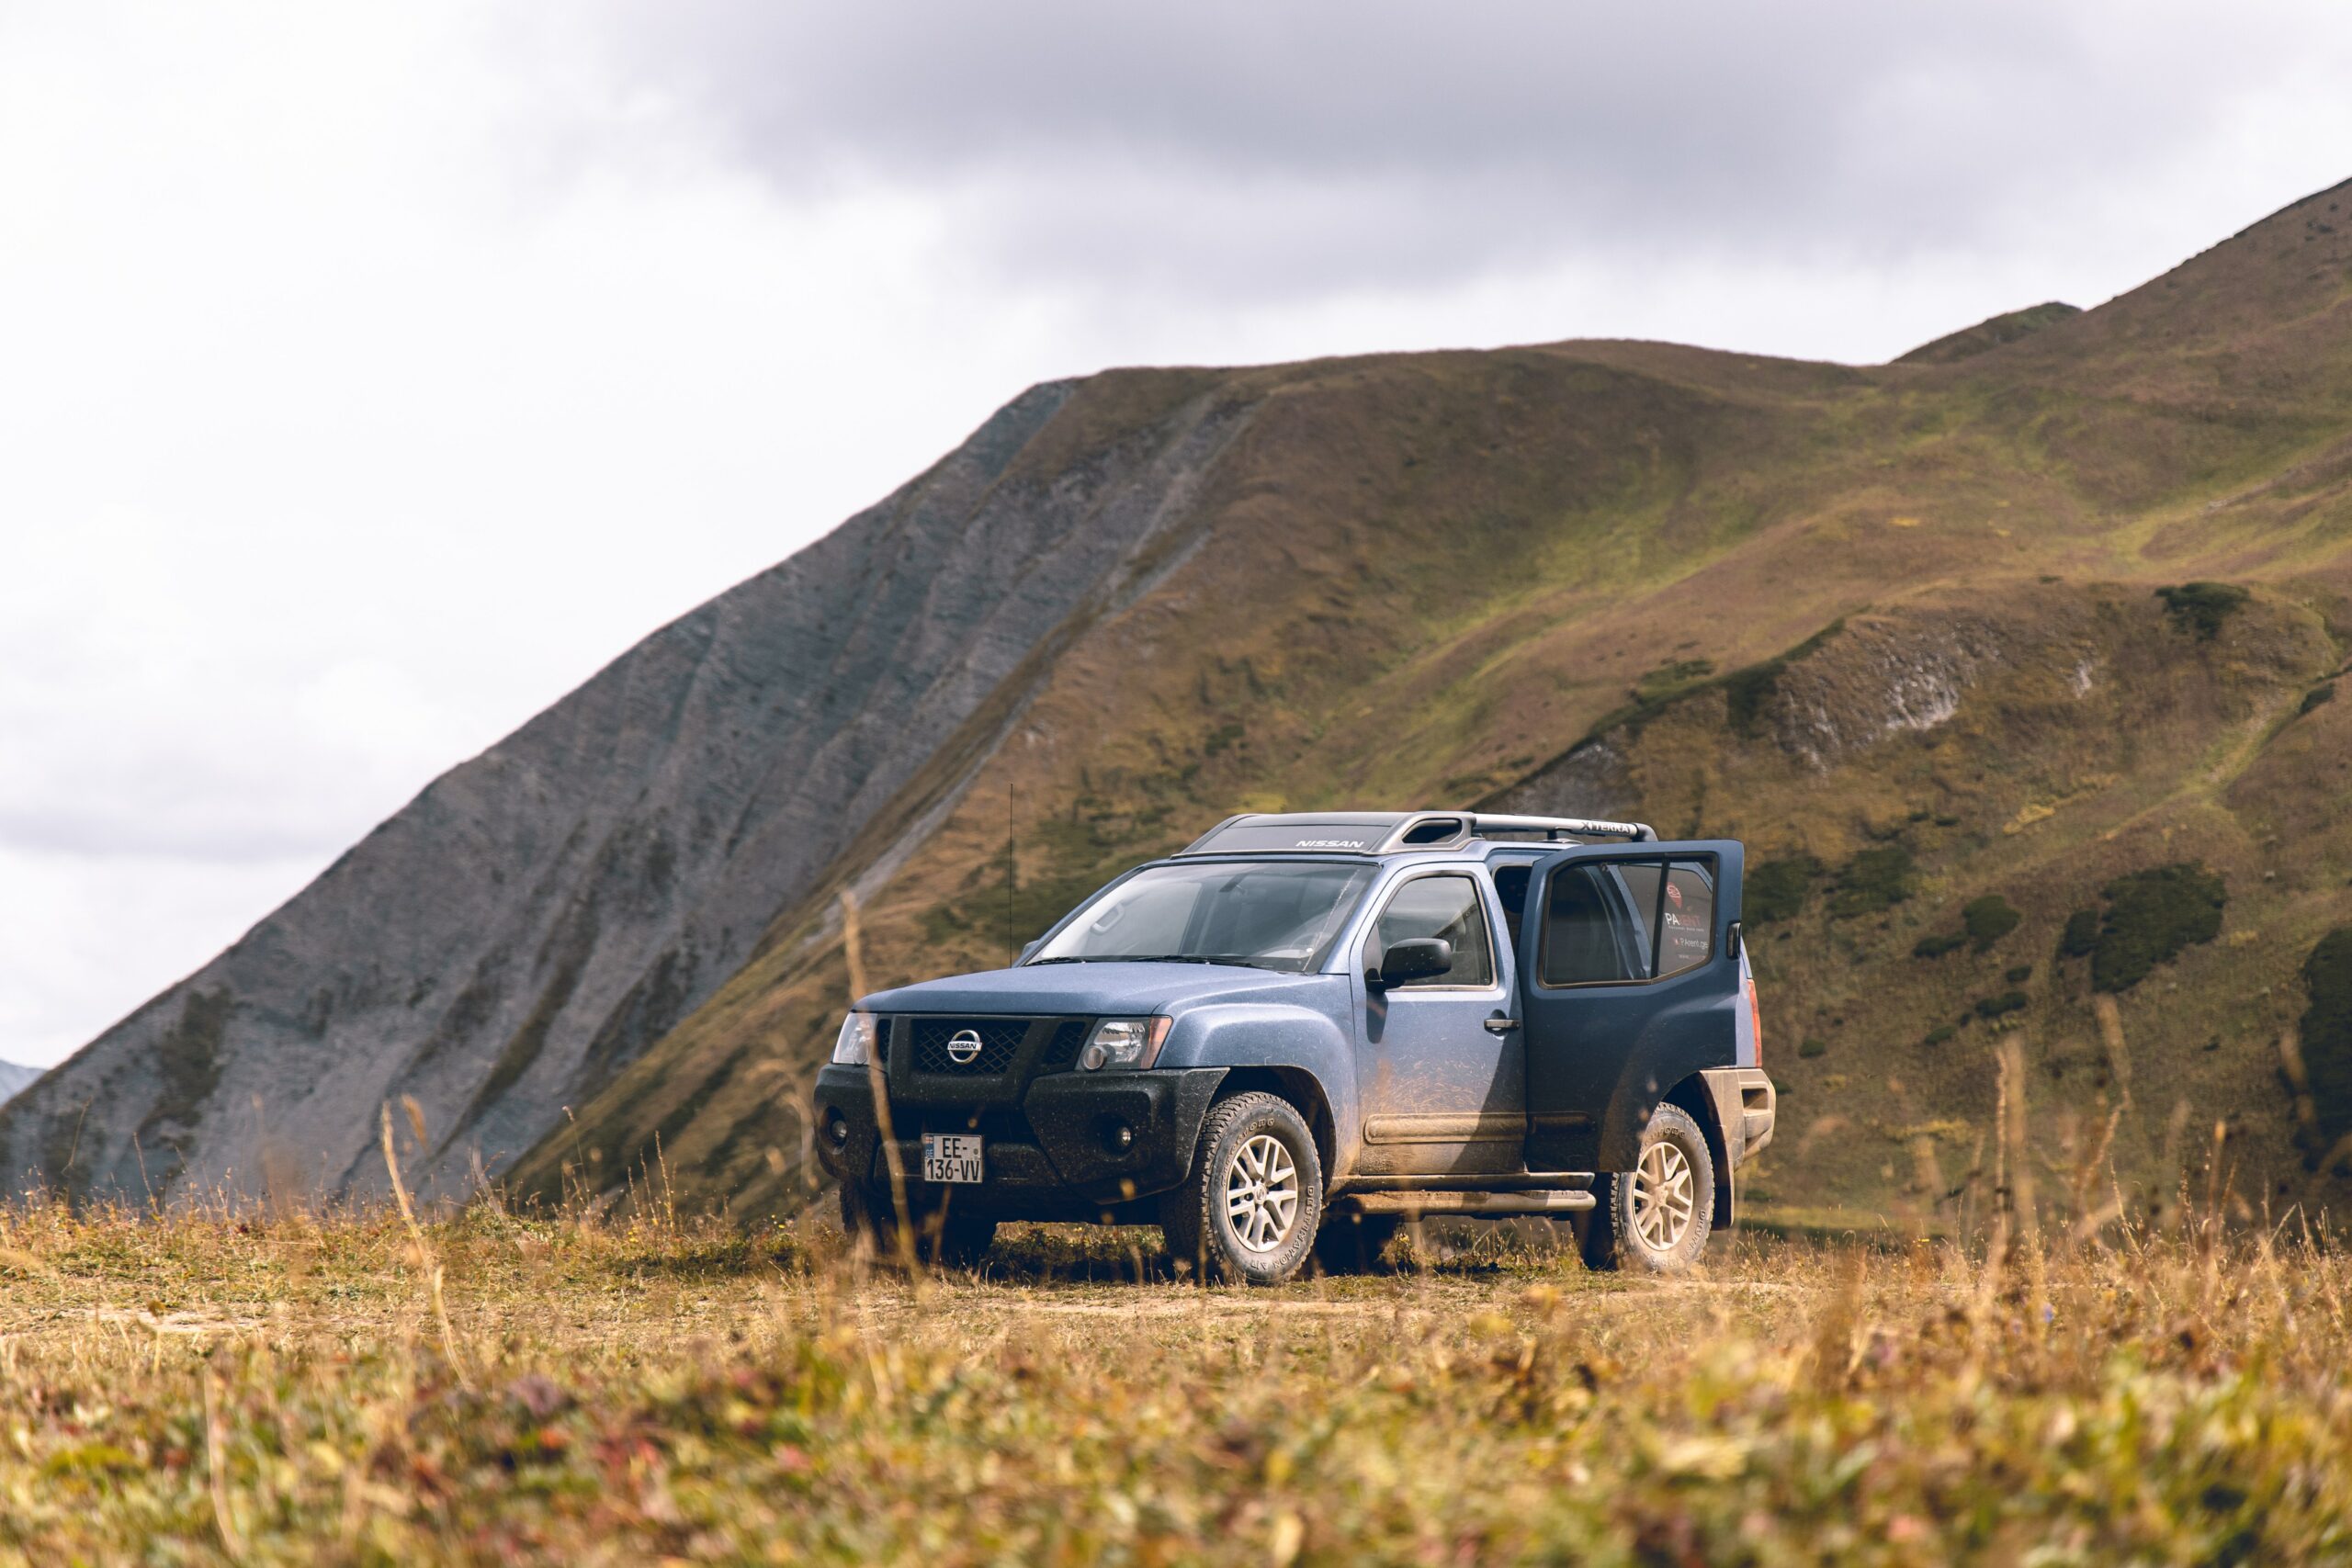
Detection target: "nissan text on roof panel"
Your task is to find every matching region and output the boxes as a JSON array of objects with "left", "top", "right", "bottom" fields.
[{"left": 812, "top": 811, "right": 1775, "bottom": 1284}]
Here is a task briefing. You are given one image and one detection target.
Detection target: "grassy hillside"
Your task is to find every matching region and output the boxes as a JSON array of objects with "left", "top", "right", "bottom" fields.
[
  {"left": 511, "top": 177, "right": 2352, "bottom": 1225},
  {"left": 3, "top": 1199, "right": 2349, "bottom": 1562}
]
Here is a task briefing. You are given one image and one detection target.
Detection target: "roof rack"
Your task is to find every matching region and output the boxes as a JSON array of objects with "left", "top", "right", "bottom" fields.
[
  {"left": 1466, "top": 813, "right": 1656, "bottom": 844},
  {"left": 1178, "top": 811, "right": 1655, "bottom": 856}
]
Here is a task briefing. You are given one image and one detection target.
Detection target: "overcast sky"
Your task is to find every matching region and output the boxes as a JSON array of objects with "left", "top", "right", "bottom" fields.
[{"left": 6, "top": 0, "right": 2352, "bottom": 1069}]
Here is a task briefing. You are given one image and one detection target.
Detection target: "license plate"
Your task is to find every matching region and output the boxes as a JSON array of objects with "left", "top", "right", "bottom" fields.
[{"left": 922, "top": 1134, "right": 983, "bottom": 1184}]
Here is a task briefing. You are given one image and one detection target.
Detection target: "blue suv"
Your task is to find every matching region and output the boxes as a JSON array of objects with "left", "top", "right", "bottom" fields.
[{"left": 812, "top": 812, "right": 1774, "bottom": 1283}]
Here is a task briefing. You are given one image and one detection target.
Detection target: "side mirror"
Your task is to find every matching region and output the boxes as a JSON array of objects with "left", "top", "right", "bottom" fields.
[
  {"left": 1371, "top": 936, "right": 1453, "bottom": 989},
  {"left": 1017, "top": 940, "right": 1043, "bottom": 965}
]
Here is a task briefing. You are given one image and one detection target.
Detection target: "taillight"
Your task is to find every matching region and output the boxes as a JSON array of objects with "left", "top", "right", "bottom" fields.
[{"left": 1745, "top": 975, "right": 1764, "bottom": 1067}]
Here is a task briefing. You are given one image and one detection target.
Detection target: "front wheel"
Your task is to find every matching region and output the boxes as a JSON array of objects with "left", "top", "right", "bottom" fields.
[
  {"left": 1581, "top": 1103, "right": 1714, "bottom": 1274},
  {"left": 1161, "top": 1092, "right": 1323, "bottom": 1285}
]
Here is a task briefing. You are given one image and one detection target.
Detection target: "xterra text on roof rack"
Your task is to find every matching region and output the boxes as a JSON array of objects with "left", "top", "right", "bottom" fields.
[{"left": 813, "top": 812, "right": 1774, "bottom": 1283}]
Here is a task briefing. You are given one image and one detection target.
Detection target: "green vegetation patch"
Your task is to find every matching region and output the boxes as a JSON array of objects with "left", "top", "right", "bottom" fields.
[
  {"left": 2005, "top": 964, "right": 2035, "bottom": 984},
  {"left": 1913, "top": 932, "right": 1966, "bottom": 960},
  {"left": 2300, "top": 928, "right": 2352, "bottom": 1140},
  {"left": 1721, "top": 663, "right": 1782, "bottom": 739},
  {"left": 1922, "top": 1023, "right": 1957, "bottom": 1047},
  {"left": 1634, "top": 659, "right": 1714, "bottom": 700},
  {"left": 2301, "top": 682, "right": 2337, "bottom": 717},
  {"left": 2155, "top": 581, "right": 2250, "bottom": 641},
  {"left": 2086, "top": 863, "right": 2227, "bottom": 993},
  {"left": 1797, "top": 1037, "right": 1827, "bottom": 1059},
  {"left": 1827, "top": 846, "right": 1915, "bottom": 919},
  {"left": 2058, "top": 908, "right": 2100, "bottom": 961},
  {"left": 1962, "top": 895, "right": 2021, "bottom": 952},
  {"left": 1974, "top": 990, "right": 2030, "bottom": 1021},
  {"left": 132, "top": 987, "right": 234, "bottom": 1176},
  {"left": 1747, "top": 855, "right": 1825, "bottom": 924}
]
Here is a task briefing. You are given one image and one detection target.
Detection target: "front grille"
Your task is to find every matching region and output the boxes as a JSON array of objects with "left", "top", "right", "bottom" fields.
[{"left": 910, "top": 1016, "right": 1027, "bottom": 1075}]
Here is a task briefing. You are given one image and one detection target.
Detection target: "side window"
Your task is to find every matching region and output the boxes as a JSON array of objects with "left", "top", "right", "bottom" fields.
[
  {"left": 1540, "top": 858, "right": 1716, "bottom": 986},
  {"left": 1372, "top": 875, "right": 1496, "bottom": 987},
  {"left": 1540, "top": 865, "right": 1644, "bottom": 985}
]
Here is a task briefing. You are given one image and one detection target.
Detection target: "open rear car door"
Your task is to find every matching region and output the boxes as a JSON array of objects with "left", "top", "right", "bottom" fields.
[{"left": 1516, "top": 840, "right": 1746, "bottom": 1172}]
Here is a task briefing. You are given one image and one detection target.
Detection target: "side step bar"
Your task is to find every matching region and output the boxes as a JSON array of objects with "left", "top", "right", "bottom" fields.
[
  {"left": 1338, "top": 1172, "right": 1593, "bottom": 1193},
  {"left": 1332, "top": 1190, "right": 1595, "bottom": 1216}
]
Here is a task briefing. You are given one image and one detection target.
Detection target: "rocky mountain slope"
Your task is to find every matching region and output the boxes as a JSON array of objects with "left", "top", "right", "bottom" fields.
[
  {"left": 12, "top": 178, "right": 2352, "bottom": 1228},
  {"left": 0, "top": 1062, "right": 38, "bottom": 1108},
  {"left": 0, "top": 378, "right": 1259, "bottom": 1201}
]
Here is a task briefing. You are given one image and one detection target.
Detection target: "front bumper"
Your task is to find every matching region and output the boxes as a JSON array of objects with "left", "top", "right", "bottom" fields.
[{"left": 811, "top": 1064, "right": 1228, "bottom": 1213}]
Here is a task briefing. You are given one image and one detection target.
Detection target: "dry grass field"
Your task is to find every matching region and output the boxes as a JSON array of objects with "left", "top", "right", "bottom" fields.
[{"left": 4, "top": 1180, "right": 2351, "bottom": 1565}]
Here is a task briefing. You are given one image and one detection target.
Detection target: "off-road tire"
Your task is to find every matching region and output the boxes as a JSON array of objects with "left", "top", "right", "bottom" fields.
[
  {"left": 839, "top": 1183, "right": 997, "bottom": 1269},
  {"left": 1311, "top": 1212, "right": 1401, "bottom": 1276},
  {"left": 1580, "top": 1103, "right": 1714, "bottom": 1274},
  {"left": 1161, "top": 1091, "right": 1323, "bottom": 1285}
]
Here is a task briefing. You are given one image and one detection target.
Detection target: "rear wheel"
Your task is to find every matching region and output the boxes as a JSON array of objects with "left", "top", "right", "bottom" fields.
[
  {"left": 1581, "top": 1103, "right": 1713, "bottom": 1274},
  {"left": 1161, "top": 1092, "right": 1323, "bottom": 1285},
  {"left": 1311, "top": 1212, "right": 1400, "bottom": 1276}
]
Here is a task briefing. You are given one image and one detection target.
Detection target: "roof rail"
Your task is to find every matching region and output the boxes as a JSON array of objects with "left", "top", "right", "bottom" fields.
[
  {"left": 1177, "top": 810, "right": 1657, "bottom": 856},
  {"left": 1467, "top": 813, "right": 1655, "bottom": 843},
  {"left": 1359, "top": 812, "right": 1658, "bottom": 850}
]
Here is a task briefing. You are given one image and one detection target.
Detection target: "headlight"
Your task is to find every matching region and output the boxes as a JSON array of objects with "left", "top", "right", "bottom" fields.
[
  {"left": 1080, "top": 1016, "right": 1172, "bottom": 1071},
  {"left": 831, "top": 1011, "right": 879, "bottom": 1066}
]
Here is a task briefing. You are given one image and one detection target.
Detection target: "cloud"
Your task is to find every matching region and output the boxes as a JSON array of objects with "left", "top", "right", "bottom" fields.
[{"left": 578, "top": 0, "right": 2352, "bottom": 310}]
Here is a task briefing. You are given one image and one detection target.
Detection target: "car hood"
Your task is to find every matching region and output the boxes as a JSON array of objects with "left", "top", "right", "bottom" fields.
[{"left": 859, "top": 962, "right": 1344, "bottom": 1018}]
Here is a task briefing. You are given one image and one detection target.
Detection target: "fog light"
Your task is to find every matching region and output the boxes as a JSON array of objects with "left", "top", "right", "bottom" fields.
[
  {"left": 824, "top": 1108, "right": 849, "bottom": 1146},
  {"left": 1103, "top": 1118, "right": 1136, "bottom": 1153}
]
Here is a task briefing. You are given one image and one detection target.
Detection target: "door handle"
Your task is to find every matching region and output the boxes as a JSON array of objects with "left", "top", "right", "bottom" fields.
[{"left": 1485, "top": 1013, "right": 1519, "bottom": 1034}]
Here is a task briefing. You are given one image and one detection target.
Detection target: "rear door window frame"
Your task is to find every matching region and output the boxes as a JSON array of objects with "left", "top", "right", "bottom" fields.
[{"left": 1535, "top": 853, "right": 1718, "bottom": 991}]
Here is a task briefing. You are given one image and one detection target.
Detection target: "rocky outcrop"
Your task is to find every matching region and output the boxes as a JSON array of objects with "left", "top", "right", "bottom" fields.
[
  {"left": 1766, "top": 612, "right": 2010, "bottom": 770},
  {"left": 0, "top": 374, "right": 1259, "bottom": 1202}
]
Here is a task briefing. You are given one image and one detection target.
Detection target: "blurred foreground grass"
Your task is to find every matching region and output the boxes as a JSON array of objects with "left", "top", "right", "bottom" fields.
[{"left": 2, "top": 1197, "right": 2349, "bottom": 1564}]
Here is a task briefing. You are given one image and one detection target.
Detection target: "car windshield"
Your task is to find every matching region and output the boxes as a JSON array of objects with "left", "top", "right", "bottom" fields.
[{"left": 1029, "top": 860, "right": 1375, "bottom": 973}]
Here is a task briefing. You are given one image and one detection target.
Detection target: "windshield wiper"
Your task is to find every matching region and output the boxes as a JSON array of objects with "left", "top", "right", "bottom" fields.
[{"left": 1027, "top": 954, "right": 1285, "bottom": 969}]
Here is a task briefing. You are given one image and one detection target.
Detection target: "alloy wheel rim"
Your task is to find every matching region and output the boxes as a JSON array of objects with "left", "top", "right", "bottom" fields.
[
  {"left": 1628, "top": 1139, "right": 1695, "bottom": 1253},
  {"left": 1224, "top": 1134, "right": 1300, "bottom": 1253}
]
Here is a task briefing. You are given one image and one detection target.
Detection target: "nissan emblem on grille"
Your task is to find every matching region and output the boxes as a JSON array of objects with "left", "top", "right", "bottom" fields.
[{"left": 945, "top": 1028, "right": 984, "bottom": 1065}]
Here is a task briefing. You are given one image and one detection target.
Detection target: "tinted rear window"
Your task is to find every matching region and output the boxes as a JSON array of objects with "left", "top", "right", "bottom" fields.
[{"left": 1539, "top": 858, "right": 1717, "bottom": 986}]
